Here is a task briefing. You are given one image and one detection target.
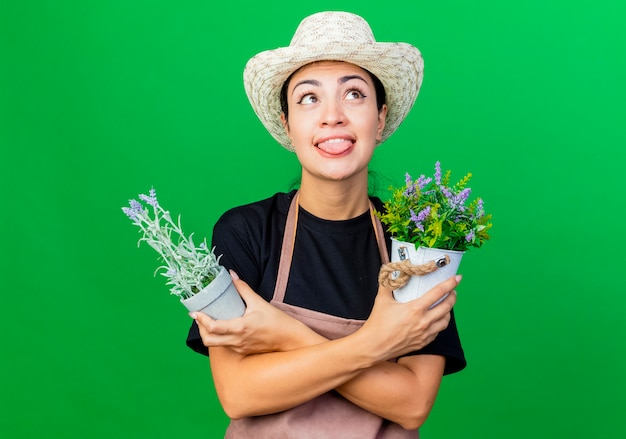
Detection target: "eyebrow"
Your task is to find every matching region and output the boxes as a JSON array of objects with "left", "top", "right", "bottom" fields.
[
  {"left": 291, "top": 75, "right": 369, "bottom": 95},
  {"left": 339, "top": 75, "right": 368, "bottom": 85},
  {"left": 291, "top": 79, "right": 321, "bottom": 95}
]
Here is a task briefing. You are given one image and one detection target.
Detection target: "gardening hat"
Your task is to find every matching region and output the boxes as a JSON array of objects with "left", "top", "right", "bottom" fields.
[{"left": 243, "top": 11, "right": 424, "bottom": 151}]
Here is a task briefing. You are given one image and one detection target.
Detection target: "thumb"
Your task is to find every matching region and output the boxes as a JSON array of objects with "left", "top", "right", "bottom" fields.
[
  {"left": 229, "top": 270, "right": 261, "bottom": 305},
  {"left": 192, "top": 309, "right": 234, "bottom": 337},
  {"left": 191, "top": 309, "right": 216, "bottom": 328},
  {"left": 375, "top": 283, "right": 395, "bottom": 303}
]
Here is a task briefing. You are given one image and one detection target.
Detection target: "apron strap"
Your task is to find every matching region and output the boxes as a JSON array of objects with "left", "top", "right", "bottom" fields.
[
  {"left": 272, "top": 191, "right": 389, "bottom": 302},
  {"left": 272, "top": 192, "right": 299, "bottom": 302},
  {"left": 371, "top": 207, "right": 389, "bottom": 265}
]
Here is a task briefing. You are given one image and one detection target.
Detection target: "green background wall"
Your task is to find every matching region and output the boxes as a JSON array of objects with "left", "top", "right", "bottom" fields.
[{"left": 1, "top": 0, "right": 624, "bottom": 437}]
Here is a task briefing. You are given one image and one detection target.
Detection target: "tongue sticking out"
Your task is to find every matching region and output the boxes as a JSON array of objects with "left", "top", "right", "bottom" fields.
[{"left": 316, "top": 139, "right": 353, "bottom": 155}]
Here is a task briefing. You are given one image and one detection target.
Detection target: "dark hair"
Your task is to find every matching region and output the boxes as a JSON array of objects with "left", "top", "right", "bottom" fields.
[{"left": 279, "top": 66, "right": 386, "bottom": 121}]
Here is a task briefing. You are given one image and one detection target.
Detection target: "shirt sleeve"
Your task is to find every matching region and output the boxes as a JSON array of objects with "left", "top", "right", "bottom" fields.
[{"left": 403, "top": 308, "right": 466, "bottom": 375}]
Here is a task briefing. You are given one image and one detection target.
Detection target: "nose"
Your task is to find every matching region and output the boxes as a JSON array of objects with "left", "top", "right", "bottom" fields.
[{"left": 320, "top": 100, "right": 345, "bottom": 126}]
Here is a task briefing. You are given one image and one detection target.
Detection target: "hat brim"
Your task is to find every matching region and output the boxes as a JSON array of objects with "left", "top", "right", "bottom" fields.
[{"left": 244, "top": 41, "right": 424, "bottom": 151}]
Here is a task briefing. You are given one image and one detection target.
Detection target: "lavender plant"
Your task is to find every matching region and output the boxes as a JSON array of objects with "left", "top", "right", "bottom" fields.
[
  {"left": 376, "top": 161, "right": 492, "bottom": 252},
  {"left": 122, "top": 188, "right": 222, "bottom": 299}
]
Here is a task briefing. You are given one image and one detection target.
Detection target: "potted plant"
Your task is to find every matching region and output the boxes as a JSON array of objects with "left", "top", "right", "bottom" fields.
[
  {"left": 376, "top": 161, "right": 492, "bottom": 303},
  {"left": 121, "top": 188, "right": 246, "bottom": 320}
]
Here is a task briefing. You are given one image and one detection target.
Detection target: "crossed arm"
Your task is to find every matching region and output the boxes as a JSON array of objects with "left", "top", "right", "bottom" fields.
[{"left": 192, "top": 272, "right": 459, "bottom": 430}]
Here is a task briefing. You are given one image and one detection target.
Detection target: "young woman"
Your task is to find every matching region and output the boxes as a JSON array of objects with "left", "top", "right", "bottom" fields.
[{"left": 187, "top": 11, "right": 466, "bottom": 438}]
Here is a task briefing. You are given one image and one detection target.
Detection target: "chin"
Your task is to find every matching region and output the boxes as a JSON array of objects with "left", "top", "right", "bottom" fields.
[{"left": 319, "top": 166, "right": 368, "bottom": 182}]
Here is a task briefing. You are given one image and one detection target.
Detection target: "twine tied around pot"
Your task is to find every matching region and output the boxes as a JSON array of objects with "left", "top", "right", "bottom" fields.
[{"left": 378, "top": 255, "right": 450, "bottom": 289}]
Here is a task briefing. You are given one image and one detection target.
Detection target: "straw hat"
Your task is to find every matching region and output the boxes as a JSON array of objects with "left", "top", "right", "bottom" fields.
[{"left": 243, "top": 11, "right": 424, "bottom": 151}]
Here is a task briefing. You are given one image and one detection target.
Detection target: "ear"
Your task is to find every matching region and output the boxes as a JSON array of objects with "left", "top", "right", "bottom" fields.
[
  {"left": 376, "top": 104, "right": 388, "bottom": 142},
  {"left": 280, "top": 113, "right": 290, "bottom": 136}
]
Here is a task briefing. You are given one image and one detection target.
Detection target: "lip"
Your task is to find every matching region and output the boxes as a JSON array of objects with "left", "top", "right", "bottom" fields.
[{"left": 314, "top": 135, "right": 355, "bottom": 157}]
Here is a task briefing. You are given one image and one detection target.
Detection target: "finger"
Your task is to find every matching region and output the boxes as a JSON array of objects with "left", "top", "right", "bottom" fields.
[
  {"left": 420, "top": 274, "right": 461, "bottom": 308},
  {"left": 194, "top": 311, "right": 236, "bottom": 336},
  {"left": 430, "top": 311, "right": 452, "bottom": 334},
  {"left": 192, "top": 311, "right": 214, "bottom": 330},
  {"left": 428, "top": 292, "right": 450, "bottom": 310},
  {"left": 229, "top": 270, "right": 262, "bottom": 306}
]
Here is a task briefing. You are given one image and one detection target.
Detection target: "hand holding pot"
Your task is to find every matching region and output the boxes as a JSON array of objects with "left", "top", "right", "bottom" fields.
[
  {"left": 192, "top": 271, "right": 318, "bottom": 355},
  {"left": 360, "top": 275, "right": 461, "bottom": 361}
]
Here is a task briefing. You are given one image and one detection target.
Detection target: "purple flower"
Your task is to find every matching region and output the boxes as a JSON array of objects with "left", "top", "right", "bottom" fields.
[
  {"left": 434, "top": 161, "right": 442, "bottom": 185},
  {"left": 139, "top": 188, "right": 159, "bottom": 208},
  {"left": 416, "top": 175, "right": 432, "bottom": 190},
  {"left": 417, "top": 205, "right": 431, "bottom": 221},
  {"left": 409, "top": 209, "right": 424, "bottom": 232},
  {"left": 129, "top": 199, "right": 143, "bottom": 211},
  {"left": 441, "top": 186, "right": 454, "bottom": 201},
  {"left": 403, "top": 172, "right": 416, "bottom": 196},
  {"left": 465, "top": 230, "right": 475, "bottom": 242},
  {"left": 123, "top": 199, "right": 145, "bottom": 219},
  {"left": 448, "top": 188, "right": 471, "bottom": 211},
  {"left": 457, "top": 188, "right": 471, "bottom": 205},
  {"left": 122, "top": 206, "right": 138, "bottom": 220},
  {"left": 410, "top": 206, "right": 431, "bottom": 232},
  {"left": 475, "top": 199, "right": 485, "bottom": 219}
]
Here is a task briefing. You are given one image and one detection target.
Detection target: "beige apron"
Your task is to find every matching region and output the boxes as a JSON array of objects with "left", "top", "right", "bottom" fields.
[{"left": 225, "top": 193, "right": 418, "bottom": 438}]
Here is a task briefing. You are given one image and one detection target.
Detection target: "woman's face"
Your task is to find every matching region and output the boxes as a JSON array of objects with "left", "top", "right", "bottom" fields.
[{"left": 281, "top": 61, "right": 387, "bottom": 184}]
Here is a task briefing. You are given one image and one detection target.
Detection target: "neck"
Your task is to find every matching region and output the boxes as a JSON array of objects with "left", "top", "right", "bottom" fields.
[{"left": 297, "top": 173, "right": 370, "bottom": 220}]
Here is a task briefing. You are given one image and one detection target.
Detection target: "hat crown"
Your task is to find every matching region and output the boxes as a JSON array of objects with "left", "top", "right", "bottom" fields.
[{"left": 290, "top": 11, "right": 376, "bottom": 46}]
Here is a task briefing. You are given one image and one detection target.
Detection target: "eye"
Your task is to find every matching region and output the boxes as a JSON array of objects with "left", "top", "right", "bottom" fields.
[
  {"left": 297, "top": 93, "right": 318, "bottom": 105},
  {"left": 345, "top": 88, "right": 367, "bottom": 100}
]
